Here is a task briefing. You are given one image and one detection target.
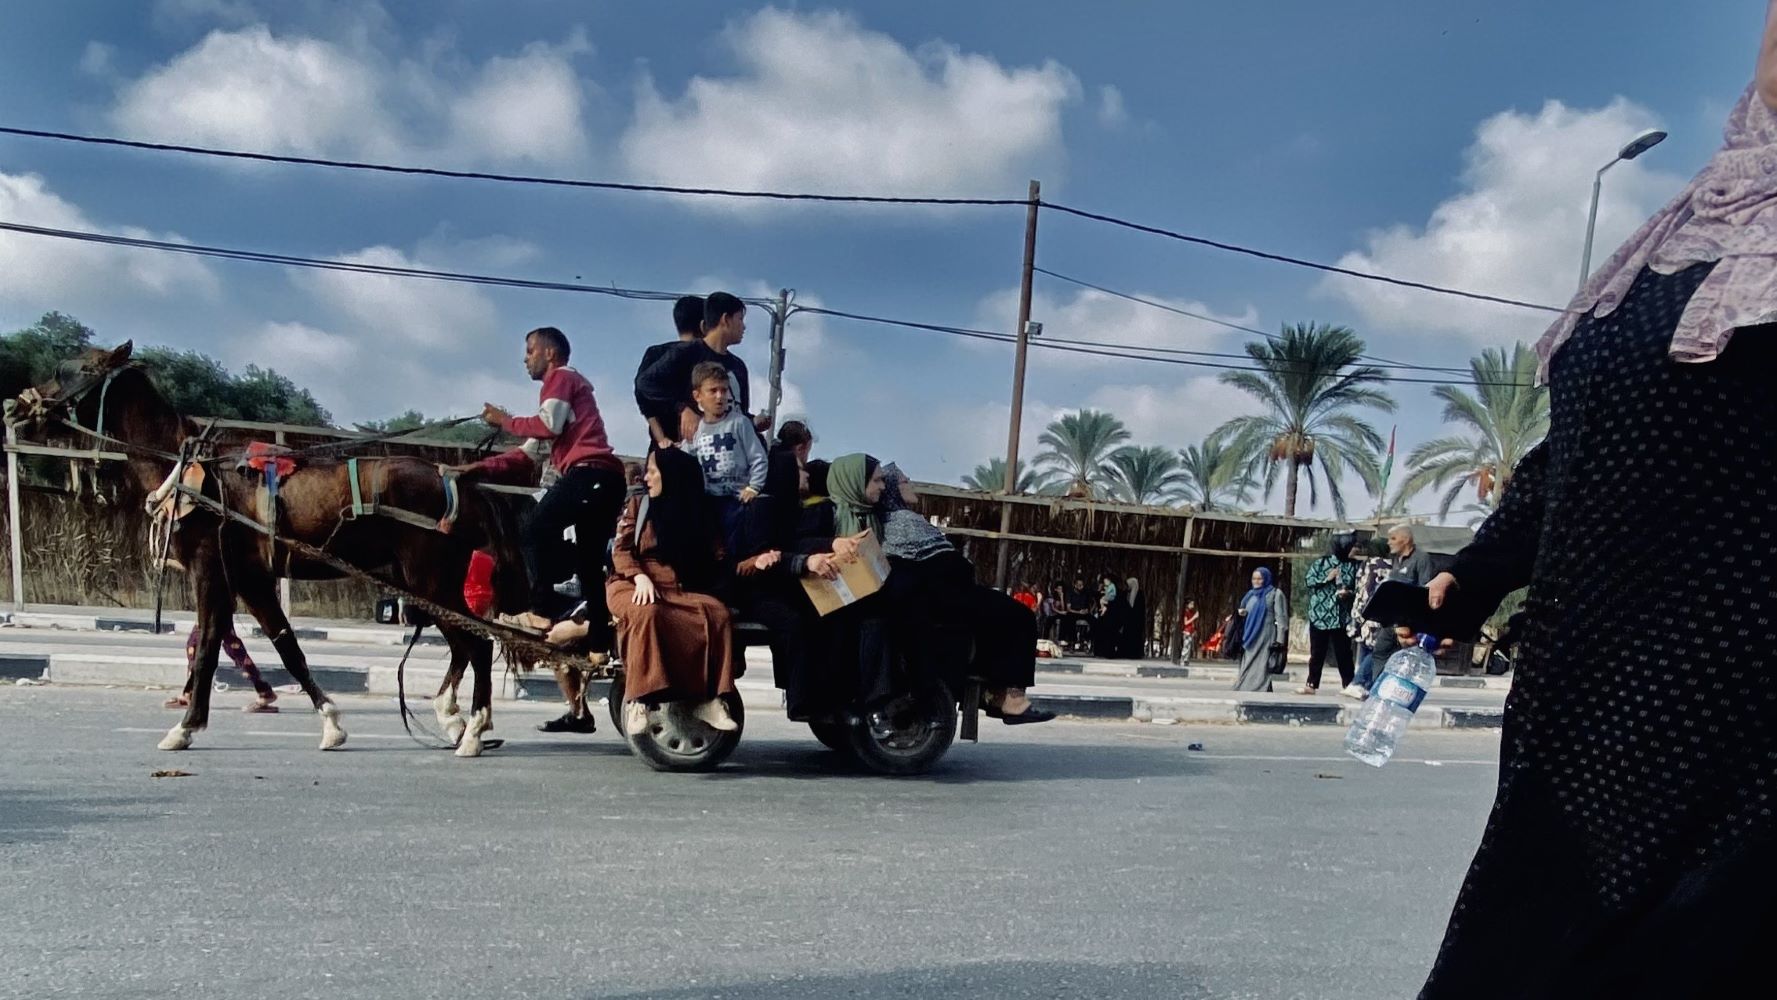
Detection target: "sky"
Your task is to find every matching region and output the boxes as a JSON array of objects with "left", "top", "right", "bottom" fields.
[{"left": 0, "top": 1, "right": 1758, "bottom": 520}]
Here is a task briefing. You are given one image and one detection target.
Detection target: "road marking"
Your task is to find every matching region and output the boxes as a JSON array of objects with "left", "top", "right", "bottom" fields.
[
  {"left": 1191, "top": 753, "right": 1493, "bottom": 765},
  {"left": 115, "top": 727, "right": 414, "bottom": 741}
]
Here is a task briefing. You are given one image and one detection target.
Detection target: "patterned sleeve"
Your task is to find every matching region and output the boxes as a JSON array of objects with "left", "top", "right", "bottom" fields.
[{"left": 1449, "top": 444, "right": 1548, "bottom": 611}]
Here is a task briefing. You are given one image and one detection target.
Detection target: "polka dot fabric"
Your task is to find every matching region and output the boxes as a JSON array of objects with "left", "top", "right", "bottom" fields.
[{"left": 1420, "top": 263, "right": 1777, "bottom": 998}]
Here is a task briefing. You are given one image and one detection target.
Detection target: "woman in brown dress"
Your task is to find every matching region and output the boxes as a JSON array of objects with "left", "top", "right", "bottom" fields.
[{"left": 608, "top": 446, "right": 737, "bottom": 736}]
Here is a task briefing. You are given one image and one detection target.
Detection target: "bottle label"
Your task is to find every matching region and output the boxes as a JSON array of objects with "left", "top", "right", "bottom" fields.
[{"left": 1372, "top": 674, "right": 1427, "bottom": 713}]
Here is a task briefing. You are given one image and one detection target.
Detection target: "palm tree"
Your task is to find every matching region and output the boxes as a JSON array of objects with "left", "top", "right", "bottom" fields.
[
  {"left": 1034, "top": 409, "right": 1130, "bottom": 498},
  {"left": 1174, "top": 433, "right": 1258, "bottom": 511},
  {"left": 1215, "top": 322, "right": 1397, "bottom": 518},
  {"left": 1106, "top": 446, "right": 1183, "bottom": 505},
  {"left": 961, "top": 456, "right": 1058, "bottom": 495},
  {"left": 1393, "top": 343, "right": 1549, "bottom": 521}
]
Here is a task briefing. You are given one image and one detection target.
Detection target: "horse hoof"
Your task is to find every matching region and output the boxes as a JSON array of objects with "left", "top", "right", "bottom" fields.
[
  {"left": 317, "top": 702, "right": 346, "bottom": 750},
  {"left": 158, "top": 727, "right": 192, "bottom": 751},
  {"left": 444, "top": 717, "right": 467, "bottom": 744},
  {"left": 454, "top": 737, "right": 483, "bottom": 758}
]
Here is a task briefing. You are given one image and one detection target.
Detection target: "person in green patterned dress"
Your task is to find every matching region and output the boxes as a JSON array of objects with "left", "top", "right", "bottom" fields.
[{"left": 1297, "top": 533, "right": 1358, "bottom": 695}]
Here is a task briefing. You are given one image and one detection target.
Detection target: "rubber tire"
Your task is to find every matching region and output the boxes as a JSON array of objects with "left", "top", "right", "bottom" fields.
[
  {"left": 607, "top": 669, "right": 627, "bottom": 734},
  {"left": 846, "top": 684, "right": 957, "bottom": 776},
  {"left": 623, "top": 690, "right": 745, "bottom": 773},
  {"left": 808, "top": 721, "right": 852, "bottom": 753}
]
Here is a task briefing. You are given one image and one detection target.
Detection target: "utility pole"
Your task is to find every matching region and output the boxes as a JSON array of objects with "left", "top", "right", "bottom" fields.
[
  {"left": 994, "top": 179, "right": 1041, "bottom": 589},
  {"left": 765, "top": 288, "right": 790, "bottom": 427}
]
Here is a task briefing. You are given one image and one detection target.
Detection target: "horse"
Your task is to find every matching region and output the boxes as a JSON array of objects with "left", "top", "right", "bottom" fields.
[{"left": 5, "top": 342, "right": 531, "bottom": 757}]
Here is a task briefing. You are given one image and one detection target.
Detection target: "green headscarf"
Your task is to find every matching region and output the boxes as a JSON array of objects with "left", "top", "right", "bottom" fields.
[{"left": 827, "top": 453, "right": 883, "bottom": 540}]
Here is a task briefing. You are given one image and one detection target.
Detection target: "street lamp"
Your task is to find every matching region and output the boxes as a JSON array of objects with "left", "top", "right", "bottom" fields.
[{"left": 1579, "top": 128, "right": 1668, "bottom": 288}]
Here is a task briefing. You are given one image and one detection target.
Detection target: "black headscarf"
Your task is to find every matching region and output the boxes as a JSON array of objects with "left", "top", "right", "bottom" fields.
[
  {"left": 803, "top": 459, "right": 831, "bottom": 499},
  {"left": 643, "top": 445, "right": 717, "bottom": 587},
  {"left": 1329, "top": 531, "right": 1358, "bottom": 560},
  {"left": 734, "top": 448, "right": 802, "bottom": 556}
]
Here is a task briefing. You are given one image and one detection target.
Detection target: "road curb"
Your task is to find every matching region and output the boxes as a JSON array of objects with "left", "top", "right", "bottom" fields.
[
  {"left": 16, "top": 649, "right": 1506, "bottom": 730},
  {"left": 1035, "top": 656, "right": 1511, "bottom": 690}
]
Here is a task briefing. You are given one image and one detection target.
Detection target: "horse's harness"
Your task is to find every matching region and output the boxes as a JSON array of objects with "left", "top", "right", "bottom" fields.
[{"left": 10, "top": 363, "right": 582, "bottom": 672}]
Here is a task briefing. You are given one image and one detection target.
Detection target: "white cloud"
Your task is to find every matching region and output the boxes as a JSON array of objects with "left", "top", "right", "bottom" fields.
[
  {"left": 109, "top": 25, "right": 595, "bottom": 168},
  {"left": 441, "top": 35, "right": 595, "bottom": 167},
  {"left": 112, "top": 26, "right": 398, "bottom": 158},
  {"left": 1322, "top": 97, "right": 1686, "bottom": 346},
  {"left": 290, "top": 245, "right": 502, "bottom": 351},
  {"left": 1082, "top": 379, "right": 1261, "bottom": 451},
  {"left": 619, "top": 8, "right": 1079, "bottom": 205},
  {"left": 1096, "top": 84, "right": 1128, "bottom": 128},
  {"left": 975, "top": 284, "right": 1259, "bottom": 371},
  {"left": 0, "top": 172, "right": 218, "bottom": 308},
  {"left": 253, "top": 320, "right": 356, "bottom": 369},
  {"left": 920, "top": 397, "right": 1054, "bottom": 483}
]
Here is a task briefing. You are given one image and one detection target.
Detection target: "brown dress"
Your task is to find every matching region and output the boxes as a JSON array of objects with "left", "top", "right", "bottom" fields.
[{"left": 607, "top": 496, "right": 735, "bottom": 704}]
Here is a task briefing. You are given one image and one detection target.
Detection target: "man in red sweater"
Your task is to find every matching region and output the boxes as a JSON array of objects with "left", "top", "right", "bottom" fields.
[{"left": 475, "top": 326, "right": 625, "bottom": 734}]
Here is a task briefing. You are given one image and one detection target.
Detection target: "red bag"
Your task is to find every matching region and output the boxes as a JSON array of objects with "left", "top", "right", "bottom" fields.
[{"left": 463, "top": 551, "right": 496, "bottom": 617}]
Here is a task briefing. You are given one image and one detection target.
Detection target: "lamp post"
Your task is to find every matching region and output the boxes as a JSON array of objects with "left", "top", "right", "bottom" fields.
[{"left": 1579, "top": 128, "right": 1667, "bottom": 289}]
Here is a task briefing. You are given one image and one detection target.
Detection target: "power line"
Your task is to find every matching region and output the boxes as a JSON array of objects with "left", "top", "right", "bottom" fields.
[
  {"left": 1038, "top": 201, "right": 1571, "bottom": 314},
  {"left": 0, "top": 219, "right": 1527, "bottom": 387},
  {"left": 0, "top": 125, "right": 1027, "bottom": 208},
  {"left": 0, "top": 220, "right": 770, "bottom": 306},
  {"left": 801, "top": 304, "right": 1528, "bottom": 387},
  {"left": 5, "top": 123, "right": 1571, "bottom": 314},
  {"left": 1033, "top": 266, "right": 1475, "bottom": 375}
]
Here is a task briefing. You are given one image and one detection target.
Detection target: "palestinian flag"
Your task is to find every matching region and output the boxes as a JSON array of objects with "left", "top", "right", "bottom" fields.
[{"left": 1380, "top": 426, "right": 1396, "bottom": 493}]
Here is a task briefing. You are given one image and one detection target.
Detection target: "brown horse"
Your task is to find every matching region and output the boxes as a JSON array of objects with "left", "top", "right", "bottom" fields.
[{"left": 6, "top": 342, "right": 530, "bottom": 757}]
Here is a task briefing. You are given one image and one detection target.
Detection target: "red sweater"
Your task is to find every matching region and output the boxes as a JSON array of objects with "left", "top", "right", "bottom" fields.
[{"left": 478, "top": 366, "right": 621, "bottom": 481}]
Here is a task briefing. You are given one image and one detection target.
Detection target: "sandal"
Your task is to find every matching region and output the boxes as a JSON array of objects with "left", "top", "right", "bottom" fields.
[
  {"left": 1295, "top": 685, "right": 1317, "bottom": 696},
  {"left": 1002, "top": 706, "right": 1057, "bottom": 725}
]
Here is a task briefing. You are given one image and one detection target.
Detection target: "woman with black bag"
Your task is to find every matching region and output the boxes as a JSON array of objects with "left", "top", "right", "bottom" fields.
[{"left": 1232, "top": 567, "right": 1288, "bottom": 692}]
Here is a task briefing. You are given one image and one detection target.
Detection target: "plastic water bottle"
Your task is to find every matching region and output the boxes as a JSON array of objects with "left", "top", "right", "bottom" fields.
[{"left": 1344, "top": 634, "right": 1438, "bottom": 767}]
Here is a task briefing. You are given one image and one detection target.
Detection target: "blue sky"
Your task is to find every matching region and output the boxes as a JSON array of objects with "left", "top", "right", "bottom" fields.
[{"left": 0, "top": 1, "right": 1758, "bottom": 518}]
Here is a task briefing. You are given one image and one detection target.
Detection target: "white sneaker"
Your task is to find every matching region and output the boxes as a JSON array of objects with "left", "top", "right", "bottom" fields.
[
  {"left": 692, "top": 698, "right": 738, "bottom": 732},
  {"left": 1341, "top": 683, "right": 1367, "bottom": 700},
  {"left": 623, "top": 700, "right": 650, "bottom": 736}
]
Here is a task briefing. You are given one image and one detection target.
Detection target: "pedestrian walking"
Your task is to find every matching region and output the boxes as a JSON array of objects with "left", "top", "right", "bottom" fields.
[
  {"left": 1298, "top": 533, "right": 1358, "bottom": 694},
  {"left": 1416, "top": 54, "right": 1777, "bottom": 997},
  {"left": 1232, "top": 568, "right": 1288, "bottom": 692},
  {"left": 166, "top": 618, "right": 277, "bottom": 712}
]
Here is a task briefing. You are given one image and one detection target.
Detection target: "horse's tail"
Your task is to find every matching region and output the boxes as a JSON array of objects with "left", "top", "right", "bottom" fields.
[{"left": 453, "top": 475, "right": 540, "bottom": 673}]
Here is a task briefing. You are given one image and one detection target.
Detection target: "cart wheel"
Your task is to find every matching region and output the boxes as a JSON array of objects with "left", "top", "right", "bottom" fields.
[
  {"left": 847, "top": 684, "right": 957, "bottom": 776},
  {"left": 624, "top": 691, "right": 745, "bottom": 772},
  {"left": 606, "top": 669, "right": 627, "bottom": 734}
]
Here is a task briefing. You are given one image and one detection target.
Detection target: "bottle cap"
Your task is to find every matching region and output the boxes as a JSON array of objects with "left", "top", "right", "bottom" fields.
[{"left": 1418, "top": 634, "right": 1441, "bottom": 651}]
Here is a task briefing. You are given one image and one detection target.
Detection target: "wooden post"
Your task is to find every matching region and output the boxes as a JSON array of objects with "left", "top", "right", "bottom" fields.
[
  {"left": 273, "top": 428, "right": 291, "bottom": 614},
  {"left": 5, "top": 424, "right": 23, "bottom": 612},
  {"left": 1169, "top": 516, "right": 1196, "bottom": 665},
  {"left": 994, "top": 179, "right": 1041, "bottom": 589}
]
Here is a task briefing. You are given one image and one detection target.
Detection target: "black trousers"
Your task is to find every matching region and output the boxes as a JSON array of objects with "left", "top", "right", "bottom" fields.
[
  {"left": 523, "top": 465, "right": 624, "bottom": 648},
  {"left": 1306, "top": 627, "right": 1354, "bottom": 689}
]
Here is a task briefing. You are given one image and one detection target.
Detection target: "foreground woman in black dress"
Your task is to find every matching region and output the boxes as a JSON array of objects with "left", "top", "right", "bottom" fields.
[{"left": 1416, "top": 55, "right": 1777, "bottom": 1000}]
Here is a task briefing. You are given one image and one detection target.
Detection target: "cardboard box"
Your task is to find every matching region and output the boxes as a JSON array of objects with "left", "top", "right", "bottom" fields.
[{"left": 800, "top": 532, "right": 891, "bottom": 616}]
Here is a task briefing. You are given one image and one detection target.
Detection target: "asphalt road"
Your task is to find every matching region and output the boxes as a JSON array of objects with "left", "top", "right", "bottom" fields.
[{"left": 0, "top": 685, "right": 1502, "bottom": 1000}]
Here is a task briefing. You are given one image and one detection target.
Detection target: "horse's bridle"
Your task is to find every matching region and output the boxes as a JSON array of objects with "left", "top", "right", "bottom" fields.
[{"left": 3, "top": 358, "right": 135, "bottom": 430}]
